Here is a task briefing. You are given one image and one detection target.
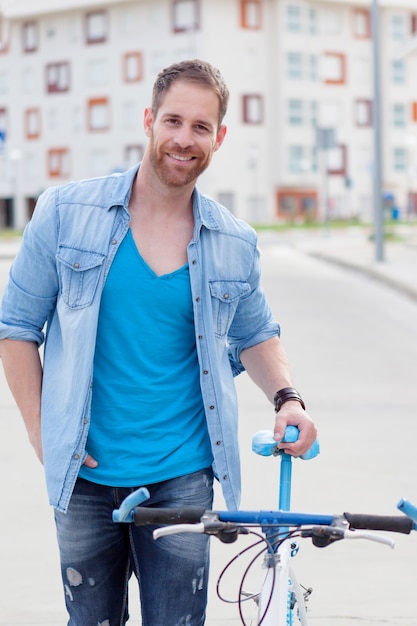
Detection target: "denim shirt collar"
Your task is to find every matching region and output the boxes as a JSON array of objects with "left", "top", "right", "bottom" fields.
[{"left": 108, "top": 162, "right": 221, "bottom": 236}]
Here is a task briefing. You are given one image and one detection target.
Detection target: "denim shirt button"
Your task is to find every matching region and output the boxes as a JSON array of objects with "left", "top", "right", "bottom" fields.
[
  {"left": 209, "top": 405, "right": 215, "bottom": 410},
  {"left": 216, "top": 440, "right": 222, "bottom": 446},
  {"left": 192, "top": 259, "right": 197, "bottom": 265},
  {"left": 195, "top": 297, "right": 201, "bottom": 302},
  {"left": 73, "top": 454, "right": 80, "bottom": 460},
  {"left": 203, "top": 370, "right": 209, "bottom": 375},
  {"left": 198, "top": 335, "right": 203, "bottom": 340},
  {"left": 223, "top": 293, "right": 229, "bottom": 299},
  {"left": 73, "top": 262, "right": 80, "bottom": 269},
  {"left": 111, "top": 239, "right": 117, "bottom": 245},
  {"left": 222, "top": 474, "right": 228, "bottom": 480}
]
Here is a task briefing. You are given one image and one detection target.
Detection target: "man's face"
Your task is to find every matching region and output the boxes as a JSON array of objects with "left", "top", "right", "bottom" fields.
[{"left": 144, "top": 80, "right": 227, "bottom": 189}]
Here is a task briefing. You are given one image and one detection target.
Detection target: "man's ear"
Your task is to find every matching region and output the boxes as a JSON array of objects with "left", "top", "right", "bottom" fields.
[
  {"left": 143, "top": 107, "right": 154, "bottom": 137},
  {"left": 214, "top": 125, "right": 227, "bottom": 152}
]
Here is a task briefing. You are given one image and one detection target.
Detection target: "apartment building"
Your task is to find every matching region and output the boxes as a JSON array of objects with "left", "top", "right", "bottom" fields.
[{"left": 0, "top": 0, "right": 416, "bottom": 229}]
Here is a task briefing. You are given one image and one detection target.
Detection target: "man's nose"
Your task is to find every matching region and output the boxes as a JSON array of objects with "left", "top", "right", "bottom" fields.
[{"left": 174, "top": 124, "right": 194, "bottom": 148}]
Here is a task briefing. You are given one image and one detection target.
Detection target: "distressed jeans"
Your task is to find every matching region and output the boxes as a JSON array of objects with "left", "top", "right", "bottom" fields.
[{"left": 54, "top": 468, "right": 214, "bottom": 626}]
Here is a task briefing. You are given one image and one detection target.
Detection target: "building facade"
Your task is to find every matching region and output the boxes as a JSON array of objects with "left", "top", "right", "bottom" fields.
[{"left": 0, "top": 0, "right": 416, "bottom": 228}]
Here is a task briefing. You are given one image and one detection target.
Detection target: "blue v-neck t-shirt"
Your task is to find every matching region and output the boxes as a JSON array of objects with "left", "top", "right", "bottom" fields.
[{"left": 79, "top": 228, "right": 213, "bottom": 486}]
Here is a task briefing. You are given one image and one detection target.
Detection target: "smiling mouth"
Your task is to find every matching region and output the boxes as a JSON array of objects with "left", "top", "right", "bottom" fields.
[{"left": 168, "top": 153, "right": 196, "bottom": 162}]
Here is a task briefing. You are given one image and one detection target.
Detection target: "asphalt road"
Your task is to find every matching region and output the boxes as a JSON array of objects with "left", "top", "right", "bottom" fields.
[{"left": 1, "top": 238, "right": 417, "bottom": 625}]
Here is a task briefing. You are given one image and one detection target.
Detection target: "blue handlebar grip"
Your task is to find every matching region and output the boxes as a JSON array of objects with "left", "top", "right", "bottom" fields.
[
  {"left": 112, "top": 487, "right": 150, "bottom": 523},
  {"left": 252, "top": 428, "right": 320, "bottom": 460},
  {"left": 397, "top": 498, "right": 417, "bottom": 524}
]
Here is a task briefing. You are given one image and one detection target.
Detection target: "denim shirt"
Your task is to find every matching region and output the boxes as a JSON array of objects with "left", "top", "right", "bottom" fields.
[{"left": 0, "top": 164, "right": 280, "bottom": 512}]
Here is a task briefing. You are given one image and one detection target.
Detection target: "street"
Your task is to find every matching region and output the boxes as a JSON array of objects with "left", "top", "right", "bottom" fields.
[{"left": 1, "top": 235, "right": 417, "bottom": 625}]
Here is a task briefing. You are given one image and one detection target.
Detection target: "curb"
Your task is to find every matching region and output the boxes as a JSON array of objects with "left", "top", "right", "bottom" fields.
[{"left": 307, "top": 250, "right": 417, "bottom": 303}]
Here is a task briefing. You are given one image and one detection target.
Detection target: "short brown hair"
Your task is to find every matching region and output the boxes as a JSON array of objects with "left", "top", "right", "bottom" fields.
[{"left": 152, "top": 59, "right": 230, "bottom": 126}]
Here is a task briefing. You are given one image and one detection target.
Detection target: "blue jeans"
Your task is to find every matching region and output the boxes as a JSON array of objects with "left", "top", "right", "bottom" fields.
[{"left": 54, "top": 468, "right": 214, "bottom": 626}]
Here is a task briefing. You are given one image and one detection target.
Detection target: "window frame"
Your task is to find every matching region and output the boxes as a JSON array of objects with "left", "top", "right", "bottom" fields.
[
  {"left": 25, "top": 107, "right": 41, "bottom": 139},
  {"left": 172, "top": 0, "right": 200, "bottom": 33},
  {"left": 322, "top": 52, "right": 346, "bottom": 85},
  {"left": 242, "top": 94, "right": 264, "bottom": 124},
  {"left": 46, "top": 61, "right": 71, "bottom": 94},
  {"left": 327, "top": 144, "right": 347, "bottom": 176},
  {"left": 23, "top": 20, "right": 39, "bottom": 53},
  {"left": 352, "top": 8, "right": 371, "bottom": 39},
  {"left": 48, "top": 147, "right": 71, "bottom": 178},
  {"left": 87, "top": 97, "right": 111, "bottom": 132},
  {"left": 355, "top": 99, "right": 372, "bottom": 127},
  {"left": 85, "top": 10, "right": 108, "bottom": 44},
  {"left": 123, "top": 52, "right": 144, "bottom": 83},
  {"left": 240, "top": 0, "right": 262, "bottom": 30}
]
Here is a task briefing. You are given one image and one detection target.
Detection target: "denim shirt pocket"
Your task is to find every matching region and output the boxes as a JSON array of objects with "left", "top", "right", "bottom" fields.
[
  {"left": 57, "top": 246, "right": 106, "bottom": 309},
  {"left": 209, "top": 280, "right": 251, "bottom": 337}
]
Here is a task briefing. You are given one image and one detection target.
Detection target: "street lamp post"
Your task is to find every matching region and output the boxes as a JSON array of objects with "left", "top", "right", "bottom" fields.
[{"left": 371, "top": 0, "right": 384, "bottom": 262}]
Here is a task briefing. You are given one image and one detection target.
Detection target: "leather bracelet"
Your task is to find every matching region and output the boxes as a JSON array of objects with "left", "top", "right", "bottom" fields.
[{"left": 274, "top": 387, "right": 305, "bottom": 413}]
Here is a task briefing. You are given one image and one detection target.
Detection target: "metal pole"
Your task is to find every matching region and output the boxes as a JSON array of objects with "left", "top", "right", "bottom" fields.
[{"left": 371, "top": 0, "right": 384, "bottom": 262}]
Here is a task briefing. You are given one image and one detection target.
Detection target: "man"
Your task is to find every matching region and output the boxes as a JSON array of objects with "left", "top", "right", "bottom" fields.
[{"left": 0, "top": 60, "right": 316, "bottom": 625}]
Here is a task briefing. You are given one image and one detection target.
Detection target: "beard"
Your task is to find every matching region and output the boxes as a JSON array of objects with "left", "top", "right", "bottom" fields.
[{"left": 148, "top": 135, "right": 214, "bottom": 188}]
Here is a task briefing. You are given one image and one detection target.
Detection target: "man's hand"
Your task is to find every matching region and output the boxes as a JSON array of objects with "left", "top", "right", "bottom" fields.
[{"left": 274, "top": 401, "right": 317, "bottom": 457}]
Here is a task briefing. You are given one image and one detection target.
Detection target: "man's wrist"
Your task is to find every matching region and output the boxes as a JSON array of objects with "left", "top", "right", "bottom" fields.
[{"left": 274, "top": 387, "right": 305, "bottom": 412}]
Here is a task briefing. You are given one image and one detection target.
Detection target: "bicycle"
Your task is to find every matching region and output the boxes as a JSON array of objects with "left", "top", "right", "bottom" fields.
[{"left": 112, "top": 427, "right": 417, "bottom": 626}]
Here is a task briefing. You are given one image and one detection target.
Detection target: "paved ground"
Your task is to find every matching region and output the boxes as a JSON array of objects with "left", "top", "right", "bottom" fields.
[{"left": 1, "top": 222, "right": 417, "bottom": 625}]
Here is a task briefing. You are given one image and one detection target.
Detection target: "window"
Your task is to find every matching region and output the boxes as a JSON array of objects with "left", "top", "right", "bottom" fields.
[
  {"left": 310, "top": 100, "right": 318, "bottom": 127},
  {"left": 125, "top": 145, "right": 144, "bottom": 167},
  {"left": 322, "top": 9, "right": 342, "bottom": 35},
  {"left": 46, "top": 62, "right": 70, "bottom": 93},
  {"left": 393, "top": 147, "right": 407, "bottom": 171},
  {"left": 0, "top": 107, "right": 7, "bottom": 134},
  {"left": 123, "top": 52, "right": 143, "bottom": 82},
  {"left": 242, "top": 95, "right": 264, "bottom": 124},
  {"left": 25, "top": 108, "right": 41, "bottom": 139},
  {"left": 240, "top": 0, "right": 262, "bottom": 30},
  {"left": 327, "top": 144, "right": 347, "bottom": 176},
  {"left": 286, "top": 5, "right": 302, "bottom": 33},
  {"left": 412, "top": 14, "right": 417, "bottom": 35},
  {"left": 172, "top": 0, "right": 200, "bottom": 33},
  {"left": 412, "top": 102, "right": 417, "bottom": 122},
  {"left": 392, "top": 60, "right": 406, "bottom": 84},
  {"left": 48, "top": 148, "right": 70, "bottom": 178},
  {"left": 353, "top": 9, "right": 371, "bottom": 38},
  {"left": 322, "top": 52, "right": 346, "bottom": 84},
  {"left": 393, "top": 103, "right": 406, "bottom": 127},
  {"left": 287, "top": 52, "right": 303, "bottom": 79},
  {"left": 122, "top": 102, "right": 139, "bottom": 129},
  {"left": 309, "top": 54, "right": 318, "bottom": 81},
  {"left": 320, "top": 101, "right": 342, "bottom": 126},
  {"left": 288, "top": 146, "right": 306, "bottom": 173},
  {"left": 88, "top": 97, "right": 110, "bottom": 131},
  {"left": 23, "top": 21, "right": 38, "bottom": 53},
  {"left": 87, "top": 59, "right": 107, "bottom": 86},
  {"left": 0, "top": 16, "right": 10, "bottom": 53},
  {"left": 355, "top": 99, "right": 372, "bottom": 127},
  {"left": 390, "top": 14, "right": 407, "bottom": 40},
  {"left": 309, "top": 7, "right": 317, "bottom": 34},
  {"left": 288, "top": 99, "right": 303, "bottom": 125},
  {"left": 85, "top": 10, "right": 108, "bottom": 44}
]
